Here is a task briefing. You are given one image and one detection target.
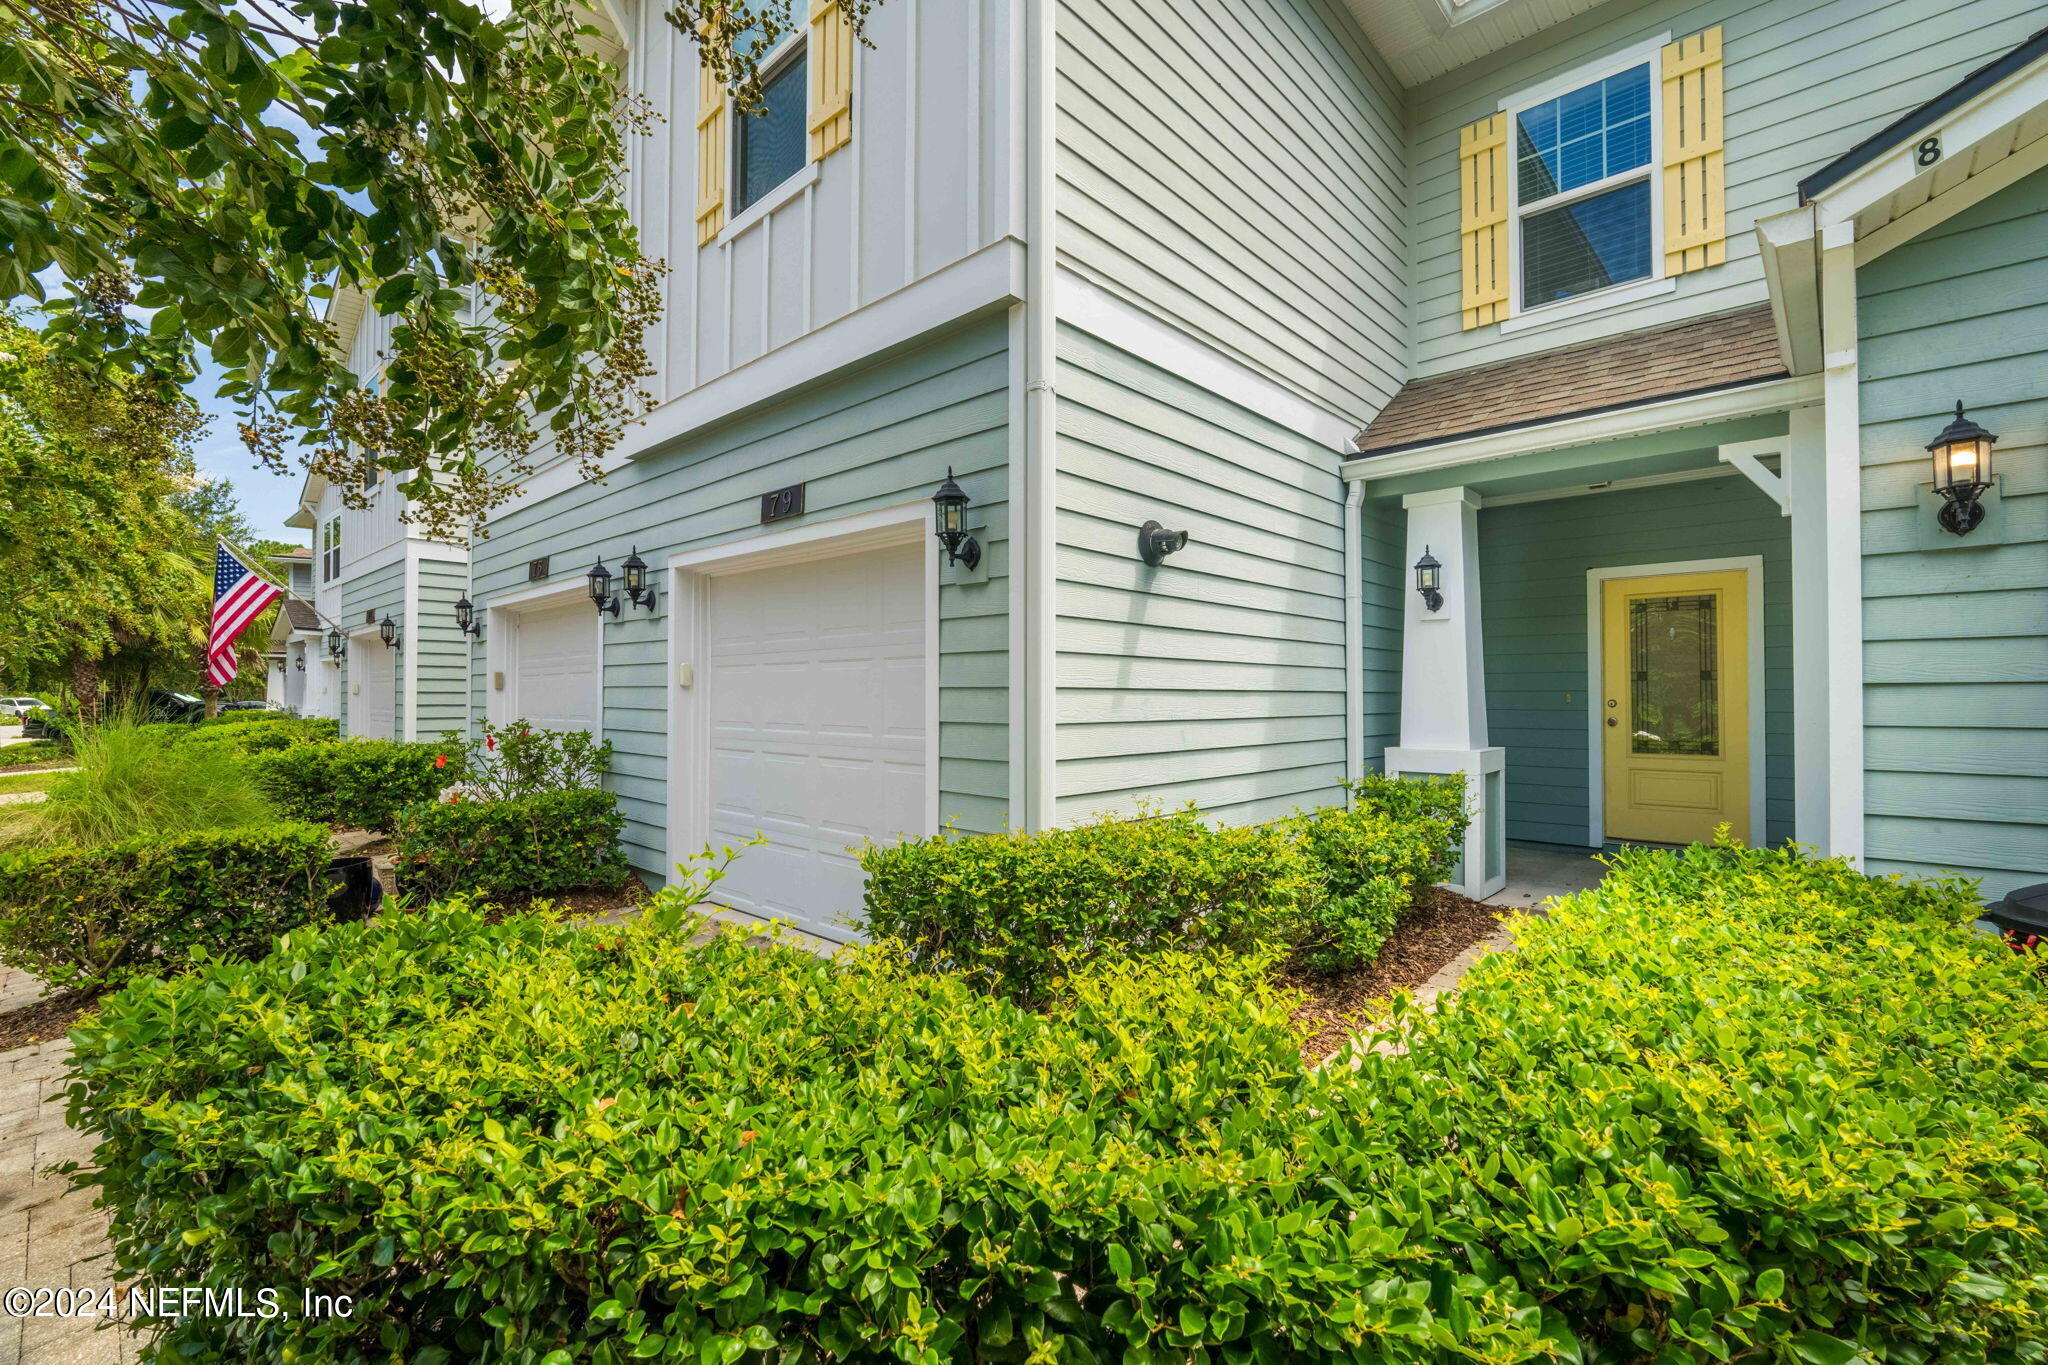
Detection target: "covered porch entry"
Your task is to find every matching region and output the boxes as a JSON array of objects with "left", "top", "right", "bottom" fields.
[{"left": 1343, "top": 315, "right": 1854, "bottom": 897}]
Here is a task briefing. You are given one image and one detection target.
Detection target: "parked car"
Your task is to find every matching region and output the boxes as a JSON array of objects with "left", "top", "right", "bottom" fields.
[
  {"left": 218, "top": 700, "right": 283, "bottom": 713},
  {"left": 0, "top": 697, "right": 48, "bottom": 721},
  {"left": 144, "top": 690, "right": 205, "bottom": 723}
]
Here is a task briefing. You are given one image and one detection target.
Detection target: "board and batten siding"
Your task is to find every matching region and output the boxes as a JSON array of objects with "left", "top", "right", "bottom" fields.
[
  {"left": 613, "top": 0, "right": 1013, "bottom": 418},
  {"left": 470, "top": 318, "right": 1012, "bottom": 883},
  {"left": 1054, "top": 324, "right": 1349, "bottom": 826},
  {"left": 412, "top": 558, "right": 471, "bottom": 739},
  {"left": 1475, "top": 474, "right": 1795, "bottom": 848},
  {"left": 1857, "top": 166, "right": 2048, "bottom": 901},
  {"left": 337, "top": 561, "right": 404, "bottom": 738},
  {"left": 1407, "top": 0, "right": 2044, "bottom": 378},
  {"left": 1054, "top": 0, "right": 1409, "bottom": 425}
]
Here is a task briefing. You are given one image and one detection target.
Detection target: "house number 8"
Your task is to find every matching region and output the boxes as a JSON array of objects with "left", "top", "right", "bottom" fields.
[{"left": 1916, "top": 136, "right": 1942, "bottom": 167}]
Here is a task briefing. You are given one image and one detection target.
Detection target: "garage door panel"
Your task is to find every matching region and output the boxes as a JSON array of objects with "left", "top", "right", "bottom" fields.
[
  {"left": 511, "top": 601, "right": 599, "bottom": 734},
  {"left": 705, "top": 539, "right": 925, "bottom": 937}
]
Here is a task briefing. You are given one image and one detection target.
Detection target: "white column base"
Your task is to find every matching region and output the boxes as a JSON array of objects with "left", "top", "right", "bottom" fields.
[{"left": 1385, "top": 745, "right": 1507, "bottom": 900}]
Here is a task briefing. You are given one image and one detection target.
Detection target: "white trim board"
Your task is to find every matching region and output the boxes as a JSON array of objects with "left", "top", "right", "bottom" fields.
[
  {"left": 1340, "top": 374, "right": 1822, "bottom": 482},
  {"left": 663, "top": 502, "right": 942, "bottom": 885},
  {"left": 1584, "top": 556, "right": 1768, "bottom": 850},
  {"left": 1053, "top": 267, "right": 1359, "bottom": 449}
]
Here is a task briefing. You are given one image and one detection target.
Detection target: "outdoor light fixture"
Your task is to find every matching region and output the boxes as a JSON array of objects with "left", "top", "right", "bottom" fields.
[
  {"left": 273, "top": 659, "right": 285, "bottom": 675},
  {"left": 587, "top": 556, "right": 621, "bottom": 617},
  {"left": 931, "top": 469, "right": 982, "bottom": 570},
  {"left": 1928, "top": 401, "right": 1997, "bottom": 536},
  {"left": 1414, "top": 547, "right": 1444, "bottom": 612},
  {"left": 1137, "top": 519, "right": 1190, "bottom": 567},
  {"left": 621, "top": 548, "right": 658, "bottom": 611},
  {"left": 326, "top": 626, "right": 346, "bottom": 660},
  {"left": 378, "top": 614, "right": 403, "bottom": 651},
  {"left": 453, "top": 595, "right": 484, "bottom": 640}
]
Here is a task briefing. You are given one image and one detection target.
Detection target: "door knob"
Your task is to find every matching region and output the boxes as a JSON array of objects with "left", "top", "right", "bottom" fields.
[{"left": 1606, "top": 717, "right": 1618, "bottom": 727}]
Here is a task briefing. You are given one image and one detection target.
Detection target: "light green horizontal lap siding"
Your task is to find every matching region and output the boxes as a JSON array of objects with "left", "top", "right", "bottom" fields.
[
  {"left": 412, "top": 558, "right": 471, "bottom": 740},
  {"left": 470, "top": 318, "right": 1011, "bottom": 885},
  {"left": 1054, "top": 324, "right": 1347, "bottom": 826},
  {"left": 1055, "top": 0, "right": 1407, "bottom": 422},
  {"left": 1406, "top": 0, "right": 2043, "bottom": 378},
  {"left": 338, "top": 561, "right": 405, "bottom": 738},
  {"left": 1857, "top": 166, "right": 2048, "bottom": 901},
  {"left": 1476, "top": 475, "right": 1794, "bottom": 849}
]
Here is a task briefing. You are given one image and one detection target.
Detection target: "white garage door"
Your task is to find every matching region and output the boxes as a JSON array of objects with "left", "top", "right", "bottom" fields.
[
  {"left": 510, "top": 600, "right": 600, "bottom": 733},
  {"left": 354, "top": 639, "right": 397, "bottom": 740},
  {"left": 706, "top": 539, "right": 926, "bottom": 939}
]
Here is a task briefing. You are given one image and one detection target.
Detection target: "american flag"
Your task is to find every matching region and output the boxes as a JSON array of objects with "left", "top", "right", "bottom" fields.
[{"left": 206, "top": 542, "right": 284, "bottom": 688}]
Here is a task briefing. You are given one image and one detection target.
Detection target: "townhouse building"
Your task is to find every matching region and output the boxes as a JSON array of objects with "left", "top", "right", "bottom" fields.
[{"left": 313, "top": 0, "right": 2048, "bottom": 939}]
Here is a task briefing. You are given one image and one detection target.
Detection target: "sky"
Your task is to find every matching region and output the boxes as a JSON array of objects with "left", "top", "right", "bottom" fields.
[{"left": 188, "top": 347, "right": 310, "bottom": 549}]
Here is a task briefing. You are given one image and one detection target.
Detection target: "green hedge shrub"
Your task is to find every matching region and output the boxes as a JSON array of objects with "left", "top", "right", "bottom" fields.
[
  {"left": 858, "top": 804, "right": 1313, "bottom": 1003},
  {"left": 1280, "top": 773, "right": 1467, "bottom": 971},
  {"left": 0, "top": 822, "right": 331, "bottom": 992},
  {"left": 249, "top": 739, "right": 450, "bottom": 830},
  {"left": 67, "top": 846, "right": 2048, "bottom": 1362},
  {"left": 391, "top": 788, "right": 629, "bottom": 899},
  {"left": 196, "top": 709, "right": 294, "bottom": 727},
  {"left": 0, "top": 740, "right": 66, "bottom": 767},
  {"left": 178, "top": 716, "right": 339, "bottom": 754}
]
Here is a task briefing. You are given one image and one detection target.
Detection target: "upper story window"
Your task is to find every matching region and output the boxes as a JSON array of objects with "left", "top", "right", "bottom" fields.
[
  {"left": 1514, "top": 65, "right": 1653, "bottom": 309},
  {"left": 1458, "top": 29, "right": 1725, "bottom": 335},
  {"left": 735, "top": 42, "right": 808, "bottom": 214},
  {"left": 321, "top": 517, "right": 341, "bottom": 583}
]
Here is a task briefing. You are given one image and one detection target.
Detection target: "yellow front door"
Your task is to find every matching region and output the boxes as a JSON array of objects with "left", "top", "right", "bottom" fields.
[{"left": 1600, "top": 570, "right": 1750, "bottom": 845}]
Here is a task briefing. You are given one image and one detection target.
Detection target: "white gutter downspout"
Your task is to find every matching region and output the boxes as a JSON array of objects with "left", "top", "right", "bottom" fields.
[
  {"left": 1342, "top": 473, "right": 1366, "bottom": 801},
  {"left": 1020, "top": 0, "right": 1057, "bottom": 831}
]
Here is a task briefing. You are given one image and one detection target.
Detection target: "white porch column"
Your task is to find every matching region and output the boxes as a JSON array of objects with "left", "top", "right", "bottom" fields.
[
  {"left": 1385, "top": 487, "right": 1507, "bottom": 899},
  {"left": 1784, "top": 403, "right": 1832, "bottom": 847}
]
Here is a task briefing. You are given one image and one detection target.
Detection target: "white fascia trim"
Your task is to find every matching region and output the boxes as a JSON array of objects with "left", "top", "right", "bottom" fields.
[
  {"left": 1054, "top": 267, "right": 1359, "bottom": 448},
  {"left": 1854, "top": 130, "right": 2048, "bottom": 265},
  {"left": 1339, "top": 373, "right": 1822, "bottom": 482},
  {"left": 494, "top": 238, "right": 1026, "bottom": 519},
  {"left": 1811, "top": 55, "right": 2048, "bottom": 233},
  {"left": 337, "top": 537, "right": 469, "bottom": 584},
  {"left": 1584, "top": 555, "right": 1766, "bottom": 849},
  {"left": 1755, "top": 205, "right": 1821, "bottom": 375}
]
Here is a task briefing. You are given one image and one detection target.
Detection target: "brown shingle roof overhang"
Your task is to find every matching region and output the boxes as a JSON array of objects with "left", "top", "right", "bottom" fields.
[
  {"left": 281, "top": 599, "right": 320, "bottom": 632},
  {"left": 1353, "top": 304, "right": 1787, "bottom": 457}
]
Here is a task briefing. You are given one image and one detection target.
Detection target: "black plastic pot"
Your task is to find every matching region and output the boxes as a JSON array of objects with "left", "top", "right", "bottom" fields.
[{"left": 324, "top": 856, "right": 385, "bottom": 922}]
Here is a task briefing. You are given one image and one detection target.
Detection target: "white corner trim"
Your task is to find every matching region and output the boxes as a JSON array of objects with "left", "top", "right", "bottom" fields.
[
  {"left": 492, "top": 238, "right": 1026, "bottom": 519},
  {"left": 716, "top": 161, "right": 820, "bottom": 248},
  {"left": 1500, "top": 275, "right": 1676, "bottom": 335},
  {"left": 1342, "top": 478, "right": 1365, "bottom": 793},
  {"left": 1054, "top": 267, "right": 1360, "bottom": 449},
  {"left": 1584, "top": 556, "right": 1767, "bottom": 850},
  {"left": 1717, "top": 437, "right": 1790, "bottom": 514},
  {"left": 1341, "top": 373, "right": 1822, "bottom": 482}
]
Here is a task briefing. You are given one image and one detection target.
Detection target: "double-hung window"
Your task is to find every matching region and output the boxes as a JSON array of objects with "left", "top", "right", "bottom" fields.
[
  {"left": 1513, "top": 63, "right": 1654, "bottom": 311},
  {"left": 322, "top": 517, "right": 341, "bottom": 583},
  {"left": 734, "top": 40, "right": 809, "bottom": 215}
]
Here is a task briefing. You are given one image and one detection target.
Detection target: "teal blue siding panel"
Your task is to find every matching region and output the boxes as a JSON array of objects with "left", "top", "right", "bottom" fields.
[
  {"left": 1055, "top": 0, "right": 1407, "bottom": 422},
  {"left": 413, "top": 559, "right": 471, "bottom": 738},
  {"left": 337, "top": 561, "right": 405, "bottom": 738},
  {"left": 1476, "top": 475, "right": 1794, "bottom": 849},
  {"left": 1405, "top": 0, "right": 2043, "bottom": 379},
  {"left": 470, "top": 318, "right": 1011, "bottom": 884},
  {"left": 1857, "top": 166, "right": 2048, "bottom": 901},
  {"left": 1358, "top": 494, "right": 1404, "bottom": 771},
  {"left": 1054, "top": 324, "right": 1347, "bottom": 825}
]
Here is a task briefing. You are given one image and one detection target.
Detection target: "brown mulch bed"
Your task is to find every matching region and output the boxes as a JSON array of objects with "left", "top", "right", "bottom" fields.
[
  {"left": 1286, "top": 887, "right": 1508, "bottom": 1063},
  {"left": 0, "top": 989, "right": 96, "bottom": 1053}
]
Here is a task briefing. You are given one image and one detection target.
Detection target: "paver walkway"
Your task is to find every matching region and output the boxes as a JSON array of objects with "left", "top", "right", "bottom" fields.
[{"left": 0, "top": 964, "right": 134, "bottom": 1365}]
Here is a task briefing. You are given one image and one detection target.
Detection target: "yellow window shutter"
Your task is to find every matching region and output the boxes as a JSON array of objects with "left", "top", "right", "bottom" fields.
[
  {"left": 808, "top": 0, "right": 853, "bottom": 161},
  {"left": 1459, "top": 113, "right": 1509, "bottom": 330},
  {"left": 1662, "top": 27, "right": 1726, "bottom": 276},
  {"left": 695, "top": 54, "right": 728, "bottom": 246}
]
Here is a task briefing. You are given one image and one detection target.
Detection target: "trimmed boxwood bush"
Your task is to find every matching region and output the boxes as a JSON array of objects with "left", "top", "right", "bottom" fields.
[
  {"left": 178, "top": 715, "right": 338, "bottom": 754},
  {"left": 249, "top": 738, "right": 450, "bottom": 830},
  {"left": 0, "top": 822, "right": 331, "bottom": 992},
  {"left": 66, "top": 845, "right": 2048, "bottom": 1362},
  {"left": 859, "top": 804, "right": 1314, "bottom": 1004},
  {"left": 391, "top": 787, "right": 629, "bottom": 899},
  {"left": 1280, "top": 772, "right": 1467, "bottom": 971}
]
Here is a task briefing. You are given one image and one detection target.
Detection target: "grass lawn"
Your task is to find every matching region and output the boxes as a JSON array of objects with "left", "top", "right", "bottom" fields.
[{"left": 0, "top": 769, "right": 61, "bottom": 796}]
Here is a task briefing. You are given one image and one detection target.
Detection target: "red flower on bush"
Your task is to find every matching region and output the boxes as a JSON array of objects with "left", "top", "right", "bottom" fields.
[
  {"left": 486, "top": 736, "right": 496, "bottom": 751},
  {"left": 434, "top": 754, "right": 448, "bottom": 769}
]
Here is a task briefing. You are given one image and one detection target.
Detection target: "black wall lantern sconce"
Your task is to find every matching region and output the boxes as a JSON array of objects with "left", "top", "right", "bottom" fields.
[
  {"left": 1137, "top": 519, "right": 1190, "bottom": 567},
  {"left": 326, "top": 626, "right": 346, "bottom": 661},
  {"left": 273, "top": 658, "right": 286, "bottom": 675},
  {"left": 621, "top": 548, "right": 658, "bottom": 611},
  {"left": 378, "top": 613, "right": 403, "bottom": 651},
  {"left": 931, "top": 469, "right": 982, "bottom": 570},
  {"left": 1414, "top": 547, "right": 1444, "bottom": 612},
  {"left": 1929, "top": 401, "right": 1997, "bottom": 536},
  {"left": 587, "top": 556, "right": 621, "bottom": 617},
  {"left": 452, "top": 595, "right": 484, "bottom": 641}
]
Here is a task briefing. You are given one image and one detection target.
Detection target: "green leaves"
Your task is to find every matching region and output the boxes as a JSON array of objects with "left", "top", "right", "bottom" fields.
[
  {"left": 248, "top": 737, "right": 453, "bottom": 830},
  {"left": 391, "top": 785, "right": 629, "bottom": 900}
]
